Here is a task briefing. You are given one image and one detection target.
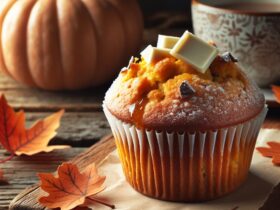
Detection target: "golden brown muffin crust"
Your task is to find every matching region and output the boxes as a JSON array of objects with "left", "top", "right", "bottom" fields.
[{"left": 104, "top": 56, "right": 265, "bottom": 132}]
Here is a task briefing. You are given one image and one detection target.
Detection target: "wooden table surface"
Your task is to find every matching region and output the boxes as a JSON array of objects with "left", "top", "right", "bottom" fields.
[{"left": 0, "top": 13, "right": 280, "bottom": 210}]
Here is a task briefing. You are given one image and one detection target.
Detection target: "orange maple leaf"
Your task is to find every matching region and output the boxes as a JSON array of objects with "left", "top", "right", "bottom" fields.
[
  {"left": 272, "top": 85, "right": 280, "bottom": 103},
  {"left": 256, "top": 142, "right": 280, "bottom": 165},
  {"left": 0, "top": 95, "right": 70, "bottom": 156},
  {"left": 38, "top": 163, "right": 114, "bottom": 210}
]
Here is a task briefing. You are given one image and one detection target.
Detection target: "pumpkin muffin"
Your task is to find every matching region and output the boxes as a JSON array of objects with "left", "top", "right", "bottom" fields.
[{"left": 103, "top": 46, "right": 266, "bottom": 201}]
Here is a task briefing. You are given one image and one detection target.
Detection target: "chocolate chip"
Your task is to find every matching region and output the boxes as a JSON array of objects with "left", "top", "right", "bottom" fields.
[
  {"left": 180, "top": 81, "right": 196, "bottom": 99},
  {"left": 221, "top": 52, "right": 238, "bottom": 63}
]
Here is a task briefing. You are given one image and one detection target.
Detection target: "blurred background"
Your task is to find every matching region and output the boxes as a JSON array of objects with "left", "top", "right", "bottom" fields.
[
  {"left": 140, "top": 0, "right": 188, "bottom": 12},
  {"left": 140, "top": 0, "right": 192, "bottom": 47}
]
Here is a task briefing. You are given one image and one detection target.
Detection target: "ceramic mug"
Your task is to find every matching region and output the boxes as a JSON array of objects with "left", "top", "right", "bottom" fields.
[{"left": 192, "top": 0, "right": 280, "bottom": 87}]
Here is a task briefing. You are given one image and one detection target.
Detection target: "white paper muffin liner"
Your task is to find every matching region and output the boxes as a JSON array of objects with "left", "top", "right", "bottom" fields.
[{"left": 103, "top": 105, "right": 267, "bottom": 201}]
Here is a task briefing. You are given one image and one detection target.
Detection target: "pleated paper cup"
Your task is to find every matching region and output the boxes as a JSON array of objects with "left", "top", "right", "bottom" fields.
[{"left": 103, "top": 105, "right": 267, "bottom": 202}]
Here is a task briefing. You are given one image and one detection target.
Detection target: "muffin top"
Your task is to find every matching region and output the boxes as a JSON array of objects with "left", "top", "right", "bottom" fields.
[{"left": 104, "top": 51, "right": 265, "bottom": 132}]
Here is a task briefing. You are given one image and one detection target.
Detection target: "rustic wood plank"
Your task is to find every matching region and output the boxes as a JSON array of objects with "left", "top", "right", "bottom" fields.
[
  {"left": 26, "top": 112, "right": 110, "bottom": 147},
  {"left": 0, "top": 72, "right": 107, "bottom": 112},
  {"left": 9, "top": 135, "right": 115, "bottom": 210},
  {"left": 0, "top": 73, "right": 22, "bottom": 90},
  {"left": 2, "top": 89, "right": 105, "bottom": 112}
]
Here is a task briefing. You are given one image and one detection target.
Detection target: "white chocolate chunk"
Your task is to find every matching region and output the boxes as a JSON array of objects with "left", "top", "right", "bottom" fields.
[
  {"left": 140, "top": 45, "right": 171, "bottom": 64},
  {"left": 170, "top": 31, "right": 219, "bottom": 73},
  {"left": 157, "top": 35, "right": 180, "bottom": 49}
]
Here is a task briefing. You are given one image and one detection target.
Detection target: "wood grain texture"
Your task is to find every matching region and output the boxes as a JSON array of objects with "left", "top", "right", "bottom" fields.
[
  {"left": 9, "top": 135, "right": 115, "bottom": 210},
  {"left": 2, "top": 89, "right": 105, "bottom": 112},
  {"left": 26, "top": 112, "right": 110, "bottom": 147},
  {"left": 0, "top": 72, "right": 107, "bottom": 112}
]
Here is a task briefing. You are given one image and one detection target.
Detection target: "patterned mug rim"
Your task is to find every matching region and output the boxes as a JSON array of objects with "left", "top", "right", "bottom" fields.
[{"left": 192, "top": 0, "right": 280, "bottom": 16}]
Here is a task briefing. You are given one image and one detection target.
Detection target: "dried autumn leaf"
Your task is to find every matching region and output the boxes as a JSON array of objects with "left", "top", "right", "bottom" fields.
[
  {"left": 38, "top": 163, "right": 112, "bottom": 210},
  {"left": 0, "top": 95, "right": 69, "bottom": 156},
  {"left": 272, "top": 85, "right": 280, "bottom": 103},
  {"left": 256, "top": 141, "right": 280, "bottom": 165}
]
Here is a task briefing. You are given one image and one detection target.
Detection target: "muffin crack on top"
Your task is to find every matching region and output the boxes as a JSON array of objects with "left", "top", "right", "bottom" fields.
[{"left": 105, "top": 35, "right": 265, "bottom": 132}]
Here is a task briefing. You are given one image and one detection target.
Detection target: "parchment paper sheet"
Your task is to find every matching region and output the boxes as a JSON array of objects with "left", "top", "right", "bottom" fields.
[{"left": 92, "top": 129, "right": 280, "bottom": 210}]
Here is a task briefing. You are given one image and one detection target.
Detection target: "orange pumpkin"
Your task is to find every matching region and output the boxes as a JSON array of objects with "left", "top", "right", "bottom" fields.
[{"left": 0, "top": 0, "right": 143, "bottom": 90}]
